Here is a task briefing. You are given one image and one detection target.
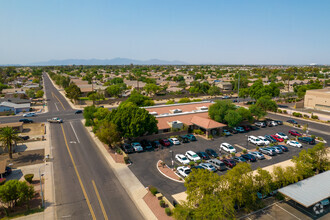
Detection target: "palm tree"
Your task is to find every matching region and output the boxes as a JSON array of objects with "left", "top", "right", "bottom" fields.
[{"left": 0, "top": 127, "right": 21, "bottom": 159}]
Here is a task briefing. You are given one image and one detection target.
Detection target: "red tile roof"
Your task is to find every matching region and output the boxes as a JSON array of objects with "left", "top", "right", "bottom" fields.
[{"left": 190, "top": 116, "right": 226, "bottom": 129}]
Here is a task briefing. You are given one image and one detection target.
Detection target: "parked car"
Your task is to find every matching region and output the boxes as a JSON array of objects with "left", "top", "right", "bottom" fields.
[
  {"left": 23, "top": 112, "right": 36, "bottom": 117},
  {"left": 19, "top": 136, "right": 30, "bottom": 141},
  {"left": 131, "top": 142, "right": 143, "bottom": 152},
  {"left": 277, "top": 145, "right": 289, "bottom": 152},
  {"left": 259, "top": 147, "right": 277, "bottom": 156},
  {"left": 257, "top": 136, "right": 270, "bottom": 145},
  {"left": 200, "top": 163, "right": 217, "bottom": 172},
  {"left": 120, "top": 143, "right": 134, "bottom": 154},
  {"left": 255, "top": 121, "right": 266, "bottom": 128},
  {"left": 141, "top": 140, "right": 153, "bottom": 150},
  {"left": 191, "top": 165, "right": 205, "bottom": 170},
  {"left": 177, "top": 166, "right": 191, "bottom": 178},
  {"left": 249, "top": 151, "right": 265, "bottom": 160},
  {"left": 4, "top": 166, "right": 12, "bottom": 177},
  {"left": 75, "top": 110, "right": 83, "bottom": 114},
  {"left": 227, "top": 128, "right": 238, "bottom": 134},
  {"left": 152, "top": 140, "right": 161, "bottom": 149},
  {"left": 271, "top": 146, "right": 283, "bottom": 154},
  {"left": 265, "top": 135, "right": 277, "bottom": 143},
  {"left": 275, "top": 120, "right": 283, "bottom": 125},
  {"left": 220, "top": 143, "right": 236, "bottom": 153},
  {"left": 207, "top": 159, "right": 227, "bottom": 171},
  {"left": 241, "top": 125, "right": 251, "bottom": 132},
  {"left": 288, "top": 130, "right": 302, "bottom": 137},
  {"left": 241, "top": 154, "right": 257, "bottom": 162},
  {"left": 298, "top": 137, "right": 315, "bottom": 145},
  {"left": 185, "top": 151, "right": 201, "bottom": 162},
  {"left": 175, "top": 154, "right": 190, "bottom": 165},
  {"left": 222, "top": 95, "right": 230, "bottom": 99},
  {"left": 232, "top": 156, "right": 247, "bottom": 163},
  {"left": 178, "top": 135, "right": 189, "bottom": 143},
  {"left": 287, "top": 119, "right": 298, "bottom": 124},
  {"left": 222, "top": 129, "right": 231, "bottom": 136},
  {"left": 267, "top": 121, "right": 278, "bottom": 127},
  {"left": 248, "top": 136, "right": 264, "bottom": 146},
  {"left": 159, "top": 139, "right": 171, "bottom": 147},
  {"left": 169, "top": 137, "right": 180, "bottom": 145},
  {"left": 286, "top": 140, "right": 302, "bottom": 148},
  {"left": 205, "top": 149, "right": 218, "bottom": 158},
  {"left": 186, "top": 134, "right": 197, "bottom": 141},
  {"left": 221, "top": 159, "right": 237, "bottom": 168},
  {"left": 271, "top": 135, "right": 284, "bottom": 142},
  {"left": 196, "top": 151, "right": 210, "bottom": 160},
  {"left": 19, "top": 119, "right": 33, "bottom": 123},
  {"left": 276, "top": 132, "right": 288, "bottom": 140},
  {"left": 234, "top": 127, "right": 245, "bottom": 133}
]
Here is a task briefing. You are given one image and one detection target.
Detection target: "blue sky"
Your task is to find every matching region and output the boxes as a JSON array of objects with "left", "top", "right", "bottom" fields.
[{"left": 1, "top": 0, "right": 330, "bottom": 65}]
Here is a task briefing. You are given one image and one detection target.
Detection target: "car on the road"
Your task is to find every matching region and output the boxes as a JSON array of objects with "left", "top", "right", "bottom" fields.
[
  {"left": 232, "top": 156, "right": 247, "bottom": 163},
  {"left": 19, "top": 119, "right": 33, "bottom": 123},
  {"left": 248, "top": 136, "right": 264, "bottom": 146},
  {"left": 249, "top": 151, "right": 265, "bottom": 160},
  {"left": 131, "top": 142, "right": 143, "bottom": 152},
  {"left": 287, "top": 119, "right": 298, "bottom": 124},
  {"left": 205, "top": 149, "right": 218, "bottom": 158},
  {"left": 175, "top": 154, "right": 190, "bottom": 165},
  {"left": 159, "top": 139, "right": 171, "bottom": 147},
  {"left": 75, "top": 110, "right": 83, "bottom": 114},
  {"left": 271, "top": 146, "right": 283, "bottom": 154},
  {"left": 121, "top": 143, "right": 135, "bottom": 154},
  {"left": 23, "top": 112, "right": 36, "bottom": 117},
  {"left": 19, "top": 135, "right": 30, "bottom": 141},
  {"left": 186, "top": 134, "right": 197, "bottom": 141},
  {"left": 222, "top": 129, "right": 231, "bottom": 136},
  {"left": 207, "top": 159, "right": 226, "bottom": 171},
  {"left": 298, "top": 137, "right": 315, "bottom": 145},
  {"left": 286, "top": 140, "right": 302, "bottom": 148},
  {"left": 255, "top": 121, "right": 266, "bottom": 128},
  {"left": 220, "top": 143, "right": 236, "bottom": 153},
  {"left": 200, "top": 163, "right": 217, "bottom": 172},
  {"left": 257, "top": 136, "right": 270, "bottom": 145},
  {"left": 221, "top": 159, "right": 236, "bottom": 168},
  {"left": 234, "top": 127, "right": 245, "bottom": 133},
  {"left": 271, "top": 135, "right": 284, "bottom": 142},
  {"left": 288, "top": 130, "right": 302, "bottom": 137},
  {"left": 275, "top": 120, "right": 283, "bottom": 125},
  {"left": 152, "top": 140, "right": 161, "bottom": 149},
  {"left": 265, "top": 135, "right": 277, "bottom": 143},
  {"left": 141, "top": 140, "right": 153, "bottom": 150},
  {"left": 241, "top": 154, "right": 257, "bottom": 162},
  {"left": 168, "top": 137, "right": 180, "bottom": 145},
  {"left": 185, "top": 151, "right": 201, "bottom": 162},
  {"left": 259, "top": 147, "right": 277, "bottom": 156},
  {"left": 222, "top": 95, "right": 230, "bottom": 99},
  {"left": 276, "top": 132, "right": 288, "bottom": 140},
  {"left": 178, "top": 135, "right": 189, "bottom": 143},
  {"left": 196, "top": 151, "right": 210, "bottom": 160},
  {"left": 47, "top": 117, "right": 63, "bottom": 123},
  {"left": 277, "top": 145, "right": 289, "bottom": 152},
  {"left": 177, "top": 166, "right": 191, "bottom": 178}
]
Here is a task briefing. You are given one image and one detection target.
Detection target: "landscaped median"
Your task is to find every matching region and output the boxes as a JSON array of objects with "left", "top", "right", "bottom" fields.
[{"left": 157, "top": 160, "right": 184, "bottom": 183}]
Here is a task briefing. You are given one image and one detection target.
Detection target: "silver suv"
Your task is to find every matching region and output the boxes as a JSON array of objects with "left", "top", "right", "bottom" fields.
[{"left": 207, "top": 159, "right": 227, "bottom": 171}]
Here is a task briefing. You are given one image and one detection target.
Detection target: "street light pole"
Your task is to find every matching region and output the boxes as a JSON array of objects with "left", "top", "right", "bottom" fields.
[
  {"left": 39, "top": 164, "right": 47, "bottom": 208},
  {"left": 170, "top": 150, "right": 174, "bottom": 168}
]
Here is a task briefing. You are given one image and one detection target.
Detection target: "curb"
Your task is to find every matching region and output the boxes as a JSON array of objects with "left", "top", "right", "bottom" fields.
[{"left": 156, "top": 160, "right": 184, "bottom": 183}]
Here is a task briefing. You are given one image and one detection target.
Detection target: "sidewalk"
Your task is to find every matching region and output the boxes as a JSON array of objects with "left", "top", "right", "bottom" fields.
[{"left": 82, "top": 119, "right": 157, "bottom": 220}]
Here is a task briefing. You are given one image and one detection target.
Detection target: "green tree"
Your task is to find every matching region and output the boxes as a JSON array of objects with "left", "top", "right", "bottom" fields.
[
  {"left": 144, "top": 83, "right": 160, "bottom": 96},
  {"left": 95, "top": 121, "right": 121, "bottom": 148},
  {"left": 254, "top": 168, "right": 274, "bottom": 198},
  {"left": 208, "top": 100, "right": 236, "bottom": 123},
  {"left": 65, "top": 83, "right": 81, "bottom": 101},
  {"left": 106, "top": 85, "right": 123, "bottom": 97},
  {"left": 238, "top": 88, "right": 249, "bottom": 99},
  {"left": 123, "top": 90, "right": 154, "bottom": 107},
  {"left": 224, "top": 110, "right": 242, "bottom": 127},
  {"left": 256, "top": 96, "right": 278, "bottom": 112},
  {"left": 236, "top": 107, "right": 253, "bottom": 122},
  {"left": 0, "top": 127, "right": 21, "bottom": 159},
  {"left": 17, "top": 180, "right": 35, "bottom": 209},
  {"left": 249, "top": 104, "right": 266, "bottom": 120},
  {"left": 26, "top": 89, "right": 35, "bottom": 99},
  {"left": 83, "top": 105, "right": 98, "bottom": 126},
  {"left": 208, "top": 86, "right": 221, "bottom": 96},
  {"left": 35, "top": 90, "right": 44, "bottom": 98}
]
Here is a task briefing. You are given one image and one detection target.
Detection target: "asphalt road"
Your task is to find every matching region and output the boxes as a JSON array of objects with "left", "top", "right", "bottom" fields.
[{"left": 43, "top": 73, "right": 143, "bottom": 220}]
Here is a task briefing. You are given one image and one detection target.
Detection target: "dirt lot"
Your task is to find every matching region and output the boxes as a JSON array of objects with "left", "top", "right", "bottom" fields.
[
  {"left": 21, "top": 123, "right": 45, "bottom": 136},
  {"left": 0, "top": 149, "right": 45, "bottom": 168}
]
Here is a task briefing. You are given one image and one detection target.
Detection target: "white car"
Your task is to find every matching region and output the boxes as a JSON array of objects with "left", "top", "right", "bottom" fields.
[
  {"left": 276, "top": 132, "right": 288, "bottom": 140},
  {"left": 286, "top": 140, "right": 302, "bottom": 148},
  {"left": 185, "top": 151, "right": 201, "bottom": 162},
  {"left": 258, "top": 136, "right": 270, "bottom": 145},
  {"left": 175, "top": 154, "right": 190, "bottom": 165},
  {"left": 169, "top": 138, "right": 180, "bottom": 145},
  {"left": 23, "top": 112, "right": 36, "bottom": 117},
  {"left": 220, "top": 143, "right": 236, "bottom": 153},
  {"left": 248, "top": 136, "right": 264, "bottom": 146},
  {"left": 177, "top": 166, "right": 191, "bottom": 178}
]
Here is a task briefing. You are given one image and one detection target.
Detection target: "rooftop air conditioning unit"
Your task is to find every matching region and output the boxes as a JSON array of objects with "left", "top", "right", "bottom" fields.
[
  {"left": 149, "top": 111, "right": 158, "bottom": 116},
  {"left": 197, "top": 106, "right": 208, "bottom": 111},
  {"left": 170, "top": 109, "right": 182, "bottom": 114}
]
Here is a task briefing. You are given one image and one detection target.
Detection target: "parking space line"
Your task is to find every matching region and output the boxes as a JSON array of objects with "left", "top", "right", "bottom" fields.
[
  {"left": 275, "top": 204, "right": 302, "bottom": 220},
  {"left": 234, "top": 144, "right": 247, "bottom": 151}
]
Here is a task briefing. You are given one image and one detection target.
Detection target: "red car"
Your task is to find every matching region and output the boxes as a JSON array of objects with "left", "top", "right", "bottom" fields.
[
  {"left": 241, "top": 125, "right": 251, "bottom": 131},
  {"left": 271, "top": 135, "right": 284, "bottom": 142},
  {"left": 288, "top": 130, "right": 302, "bottom": 137},
  {"left": 221, "top": 159, "right": 236, "bottom": 168},
  {"left": 159, "top": 139, "right": 171, "bottom": 147}
]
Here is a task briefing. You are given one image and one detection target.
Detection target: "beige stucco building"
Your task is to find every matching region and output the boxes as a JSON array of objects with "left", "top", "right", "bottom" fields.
[{"left": 304, "top": 87, "right": 330, "bottom": 112}]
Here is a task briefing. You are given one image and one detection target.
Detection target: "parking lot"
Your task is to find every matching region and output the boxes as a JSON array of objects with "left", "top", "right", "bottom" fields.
[{"left": 128, "top": 123, "right": 329, "bottom": 200}]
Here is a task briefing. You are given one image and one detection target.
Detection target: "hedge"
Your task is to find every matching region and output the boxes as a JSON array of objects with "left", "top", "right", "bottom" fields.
[{"left": 24, "top": 174, "right": 34, "bottom": 183}]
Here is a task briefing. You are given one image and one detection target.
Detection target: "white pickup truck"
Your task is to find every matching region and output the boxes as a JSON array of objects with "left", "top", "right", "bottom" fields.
[{"left": 47, "top": 117, "right": 63, "bottom": 123}]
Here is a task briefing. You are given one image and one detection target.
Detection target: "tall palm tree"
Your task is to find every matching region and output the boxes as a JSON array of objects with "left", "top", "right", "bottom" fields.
[{"left": 0, "top": 127, "right": 21, "bottom": 159}]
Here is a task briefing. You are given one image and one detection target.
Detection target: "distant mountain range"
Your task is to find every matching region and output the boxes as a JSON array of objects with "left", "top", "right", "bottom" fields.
[{"left": 28, "top": 58, "right": 187, "bottom": 66}]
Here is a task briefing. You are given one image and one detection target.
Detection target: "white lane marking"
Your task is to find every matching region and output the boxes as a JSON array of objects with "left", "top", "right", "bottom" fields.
[
  {"left": 54, "top": 103, "right": 59, "bottom": 111},
  {"left": 70, "top": 122, "right": 80, "bottom": 143},
  {"left": 275, "top": 204, "right": 302, "bottom": 220}
]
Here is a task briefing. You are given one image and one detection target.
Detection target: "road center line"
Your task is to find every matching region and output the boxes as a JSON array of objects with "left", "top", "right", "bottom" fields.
[
  {"left": 70, "top": 122, "right": 80, "bottom": 143},
  {"left": 60, "top": 124, "right": 96, "bottom": 220},
  {"left": 52, "top": 92, "right": 66, "bottom": 110},
  {"left": 92, "top": 180, "right": 109, "bottom": 220}
]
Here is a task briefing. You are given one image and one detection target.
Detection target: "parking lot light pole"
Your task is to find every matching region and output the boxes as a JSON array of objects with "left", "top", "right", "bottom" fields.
[
  {"left": 170, "top": 150, "right": 174, "bottom": 168},
  {"left": 39, "top": 164, "right": 47, "bottom": 208}
]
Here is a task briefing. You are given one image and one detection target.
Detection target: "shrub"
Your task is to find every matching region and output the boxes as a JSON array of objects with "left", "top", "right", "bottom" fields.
[
  {"left": 231, "top": 152, "right": 236, "bottom": 157},
  {"left": 24, "top": 174, "right": 34, "bottom": 183},
  {"left": 160, "top": 200, "right": 165, "bottom": 208},
  {"left": 283, "top": 110, "right": 287, "bottom": 114},
  {"left": 166, "top": 99, "right": 175, "bottom": 105},
  {"left": 124, "top": 156, "right": 130, "bottom": 164},
  {"left": 178, "top": 97, "right": 191, "bottom": 103},
  {"left": 196, "top": 159, "right": 202, "bottom": 164},
  {"left": 0, "top": 178, "right": 6, "bottom": 185},
  {"left": 208, "top": 135, "right": 213, "bottom": 139},
  {"left": 311, "top": 115, "right": 319, "bottom": 120},
  {"left": 303, "top": 114, "right": 310, "bottom": 118},
  {"left": 193, "top": 129, "right": 204, "bottom": 135},
  {"left": 292, "top": 112, "right": 302, "bottom": 117},
  {"left": 256, "top": 146, "right": 260, "bottom": 151},
  {"left": 277, "top": 109, "right": 282, "bottom": 113},
  {"left": 189, "top": 161, "right": 195, "bottom": 166},
  {"left": 149, "top": 185, "right": 158, "bottom": 196},
  {"left": 275, "top": 192, "right": 285, "bottom": 201},
  {"left": 311, "top": 135, "right": 316, "bottom": 139},
  {"left": 242, "top": 149, "right": 247, "bottom": 154},
  {"left": 317, "top": 137, "right": 324, "bottom": 141},
  {"left": 165, "top": 207, "right": 172, "bottom": 216},
  {"left": 115, "top": 148, "right": 122, "bottom": 155}
]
